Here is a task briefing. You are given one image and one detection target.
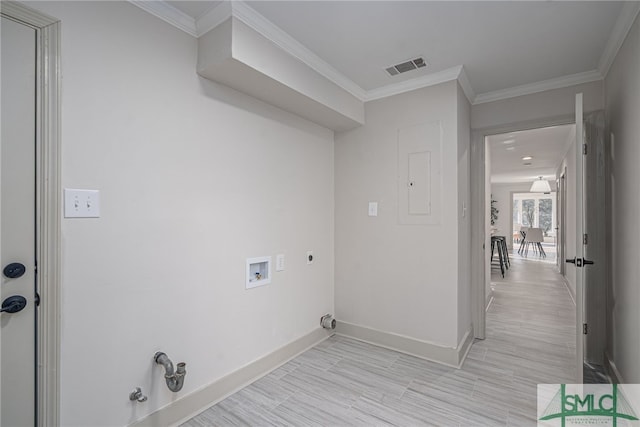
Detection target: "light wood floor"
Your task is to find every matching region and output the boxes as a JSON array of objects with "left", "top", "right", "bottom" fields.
[{"left": 183, "top": 255, "right": 575, "bottom": 426}]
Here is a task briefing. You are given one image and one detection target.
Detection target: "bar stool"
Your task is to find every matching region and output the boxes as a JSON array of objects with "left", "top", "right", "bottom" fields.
[
  {"left": 491, "top": 235, "right": 509, "bottom": 277},
  {"left": 518, "top": 227, "right": 529, "bottom": 254},
  {"left": 495, "top": 236, "right": 510, "bottom": 269},
  {"left": 498, "top": 236, "right": 510, "bottom": 268}
]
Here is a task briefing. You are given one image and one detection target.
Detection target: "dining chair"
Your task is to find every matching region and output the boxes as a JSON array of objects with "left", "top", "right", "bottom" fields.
[{"left": 523, "top": 227, "right": 546, "bottom": 257}]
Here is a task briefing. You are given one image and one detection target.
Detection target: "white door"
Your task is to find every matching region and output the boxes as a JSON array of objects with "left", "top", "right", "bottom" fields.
[
  {"left": 572, "top": 93, "right": 585, "bottom": 383},
  {"left": 582, "top": 111, "right": 607, "bottom": 368},
  {"left": 558, "top": 171, "right": 567, "bottom": 277},
  {"left": 569, "top": 94, "right": 607, "bottom": 383},
  {"left": 1, "top": 15, "right": 38, "bottom": 426}
]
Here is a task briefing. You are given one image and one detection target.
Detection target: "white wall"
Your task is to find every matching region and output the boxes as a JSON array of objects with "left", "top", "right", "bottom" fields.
[
  {"left": 335, "top": 81, "right": 465, "bottom": 349},
  {"left": 605, "top": 11, "right": 640, "bottom": 383},
  {"left": 472, "top": 81, "right": 604, "bottom": 130},
  {"left": 25, "top": 2, "right": 335, "bottom": 426},
  {"left": 457, "top": 83, "right": 472, "bottom": 341}
]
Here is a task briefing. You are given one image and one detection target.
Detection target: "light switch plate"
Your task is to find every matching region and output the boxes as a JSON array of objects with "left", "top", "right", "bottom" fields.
[
  {"left": 64, "top": 189, "right": 100, "bottom": 218},
  {"left": 368, "top": 202, "right": 378, "bottom": 217},
  {"left": 276, "top": 254, "right": 285, "bottom": 272}
]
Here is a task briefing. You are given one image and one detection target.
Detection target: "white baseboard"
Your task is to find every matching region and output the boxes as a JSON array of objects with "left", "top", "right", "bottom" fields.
[
  {"left": 605, "top": 352, "right": 624, "bottom": 384},
  {"left": 335, "top": 321, "right": 474, "bottom": 368},
  {"left": 130, "top": 327, "right": 332, "bottom": 427}
]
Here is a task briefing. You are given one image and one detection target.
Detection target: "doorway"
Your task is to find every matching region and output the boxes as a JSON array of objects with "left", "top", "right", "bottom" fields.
[
  {"left": 0, "top": 2, "right": 61, "bottom": 425},
  {"left": 471, "top": 119, "right": 578, "bottom": 366},
  {"left": 2, "top": 14, "right": 38, "bottom": 426},
  {"left": 471, "top": 103, "right": 610, "bottom": 384},
  {"left": 486, "top": 124, "right": 572, "bottom": 264},
  {"left": 512, "top": 191, "right": 558, "bottom": 262}
]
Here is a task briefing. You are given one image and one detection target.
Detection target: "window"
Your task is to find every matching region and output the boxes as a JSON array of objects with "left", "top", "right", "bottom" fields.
[
  {"left": 512, "top": 192, "right": 556, "bottom": 242},
  {"left": 522, "top": 199, "right": 535, "bottom": 226},
  {"left": 539, "top": 199, "right": 553, "bottom": 235}
]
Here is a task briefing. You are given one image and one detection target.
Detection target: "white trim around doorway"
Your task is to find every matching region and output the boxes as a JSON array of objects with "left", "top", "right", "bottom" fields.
[
  {"left": 470, "top": 114, "right": 575, "bottom": 340},
  {"left": 0, "top": 2, "right": 61, "bottom": 425}
]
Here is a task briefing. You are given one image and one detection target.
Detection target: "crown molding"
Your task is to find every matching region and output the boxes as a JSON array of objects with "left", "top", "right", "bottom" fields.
[
  {"left": 456, "top": 66, "right": 475, "bottom": 105},
  {"left": 598, "top": 1, "right": 640, "bottom": 77},
  {"left": 195, "top": 1, "right": 232, "bottom": 37},
  {"left": 1, "top": 0, "right": 59, "bottom": 26},
  {"left": 132, "top": 0, "right": 467, "bottom": 103},
  {"left": 129, "top": 0, "right": 631, "bottom": 107},
  {"left": 225, "top": 1, "right": 368, "bottom": 100},
  {"left": 473, "top": 69, "right": 603, "bottom": 105},
  {"left": 128, "top": 1, "right": 197, "bottom": 37},
  {"left": 128, "top": 0, "right": 367, "bottom": 100},
  {"left": 364, "top": 65, "right": 465, "bottom": 102}
]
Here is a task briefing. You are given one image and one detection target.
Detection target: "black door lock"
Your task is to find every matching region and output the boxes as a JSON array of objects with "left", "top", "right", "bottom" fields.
[
  {"left": 0, "top": 295, "right": 27, "bottom": 314},
  {"left": 565, "top": 257, "right": 595, "bottom": 268},
  {"left": 3, "top": 262, "right": 26, "bottom": 279}
]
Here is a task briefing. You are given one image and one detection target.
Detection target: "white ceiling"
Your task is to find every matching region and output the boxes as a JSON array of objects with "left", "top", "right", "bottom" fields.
[
  {"left": 488, "top": 124, "right": 575, "bottom": 184},
  {"left": 165, "top": 0, "right": 627, "bottom": 100}
]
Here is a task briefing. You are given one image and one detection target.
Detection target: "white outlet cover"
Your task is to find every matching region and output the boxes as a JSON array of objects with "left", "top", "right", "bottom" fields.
[
  {"left": 368, "top": 202, "right": 378, "bottom": 216},
  {"left": 64, "top": 189, "right": 100, "bottom": 218},
  {"left": 276, "top": 254, "right": 285, "bottom": 272}
]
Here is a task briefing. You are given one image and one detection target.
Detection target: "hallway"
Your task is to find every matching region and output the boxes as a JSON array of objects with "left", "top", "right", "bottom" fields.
[
  {"left": 485, "top": 249, "right": 576, "bottom": 384},
  {"left": 182, "top": 255, "right": 576, "bottom": 426}
]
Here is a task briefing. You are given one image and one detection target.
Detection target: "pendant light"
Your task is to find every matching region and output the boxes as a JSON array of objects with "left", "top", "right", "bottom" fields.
[{"left": 530, "top": 176, "right": 551, "bottom": 193}]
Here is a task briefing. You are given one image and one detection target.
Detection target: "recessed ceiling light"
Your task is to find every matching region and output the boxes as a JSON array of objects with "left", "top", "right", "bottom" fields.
[
  {"left": 522, "top": 156, "right": 533, "bottom": 161},
  {"left": 506, "top": 147, "right": 515, "bottom": 151},
  {"left": 503, "top": 139, "right": 515, "bottom": 144}
]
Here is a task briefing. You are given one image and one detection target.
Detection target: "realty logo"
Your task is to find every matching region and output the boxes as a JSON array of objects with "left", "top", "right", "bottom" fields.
[{"left": 538, "top": 384, "right": 639, "bottom": 426}]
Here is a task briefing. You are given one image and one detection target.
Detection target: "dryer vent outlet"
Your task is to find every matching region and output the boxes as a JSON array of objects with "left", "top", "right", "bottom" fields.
[{"left": 320, "top": 314, "right": 336, "bottom": 330}]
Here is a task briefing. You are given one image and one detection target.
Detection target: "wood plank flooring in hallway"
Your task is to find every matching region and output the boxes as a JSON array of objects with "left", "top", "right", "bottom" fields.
[{"left": 183, "top": 256, "right": 575, "bottom": 426}]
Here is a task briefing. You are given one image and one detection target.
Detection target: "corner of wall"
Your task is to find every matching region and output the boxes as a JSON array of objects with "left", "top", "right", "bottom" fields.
[{"left": 456, "top": 81, "right": 472, "bottom": 343}]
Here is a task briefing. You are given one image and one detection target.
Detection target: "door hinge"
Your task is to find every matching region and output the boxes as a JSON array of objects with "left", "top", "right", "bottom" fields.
[
  {"left": 583, "top": 233, "right": 588, "bottom": 245},
  {"left": 34, "top": 292, "right": 41, "bottom": 307},
  {"left": 583, "top": 323, "right": 588, "bottom": 335},
  {"left": 583, "top": 143, "right": 588, "bottom": 155}
]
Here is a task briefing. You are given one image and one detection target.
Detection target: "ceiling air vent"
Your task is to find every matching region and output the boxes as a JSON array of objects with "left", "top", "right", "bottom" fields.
[{"left": 385, "top": 57, "right": 427, "bottom": 77}]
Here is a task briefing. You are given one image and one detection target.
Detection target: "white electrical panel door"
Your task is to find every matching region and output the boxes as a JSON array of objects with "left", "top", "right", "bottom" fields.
[
  {"left": 407, "top": 151, "right": 431, "bottom": 215},
  {"left": 398, "top": 121, "right": 442, "bottom": 225}
]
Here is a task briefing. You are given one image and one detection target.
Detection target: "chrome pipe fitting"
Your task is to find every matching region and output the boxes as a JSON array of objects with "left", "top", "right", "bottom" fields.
[
  {"left": 129, "top": 387, "right": 147, "bottom": 403},
  {"left": 320, "top": 314, "right": 336, "bottom": 330},
  {"left": 154, "top": 351, "right": 186, "bottom": 392}
]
